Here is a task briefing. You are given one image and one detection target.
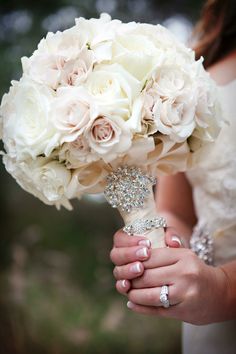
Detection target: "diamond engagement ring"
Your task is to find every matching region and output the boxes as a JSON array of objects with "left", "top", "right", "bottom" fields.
[
  {"left": 160, "top": 285, "right": 170, "bottom": 308},
  {"left": 123, "top": 217, "right": 167, "bottom": 235}
]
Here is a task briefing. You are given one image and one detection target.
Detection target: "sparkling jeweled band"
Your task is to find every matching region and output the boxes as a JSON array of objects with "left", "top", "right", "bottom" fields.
[{"left": 123, "top": 217, "right": 167, "bottom": 235}]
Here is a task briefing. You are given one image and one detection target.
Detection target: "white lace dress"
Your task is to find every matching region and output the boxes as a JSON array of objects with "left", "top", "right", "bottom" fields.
[{"left": 183, "top": 81, "right": 236, "bottom": 354}]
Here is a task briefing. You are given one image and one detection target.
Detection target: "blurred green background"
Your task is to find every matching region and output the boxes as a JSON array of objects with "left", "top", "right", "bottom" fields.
[{"left": 0, "top": 1, "right": 204, "bottom": 353}]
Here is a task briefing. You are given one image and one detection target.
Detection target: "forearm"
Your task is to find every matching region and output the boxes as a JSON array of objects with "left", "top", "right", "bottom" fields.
[{"left": 155, "top": 173, "right": 197, "bottom": 246}]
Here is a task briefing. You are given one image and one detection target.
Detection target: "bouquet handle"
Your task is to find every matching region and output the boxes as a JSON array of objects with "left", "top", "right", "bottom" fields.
[
  {"left": 104, "top": 166, "right": 167, "bottom": 249},
  {"left": 120, "top": 192, "right": 166, "bottom": 248}
]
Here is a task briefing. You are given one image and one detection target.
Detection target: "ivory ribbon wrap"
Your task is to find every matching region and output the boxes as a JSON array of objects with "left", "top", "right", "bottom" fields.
[{"left": 119, "top": 185, "right": 166, "bottom": 248}]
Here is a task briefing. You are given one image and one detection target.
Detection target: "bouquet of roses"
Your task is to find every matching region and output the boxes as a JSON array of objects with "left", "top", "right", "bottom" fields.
[{"left": 0, "top": 14, "right": 221, "bottom": 248}]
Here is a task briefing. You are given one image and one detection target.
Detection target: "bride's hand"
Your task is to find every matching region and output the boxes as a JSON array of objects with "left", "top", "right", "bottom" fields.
[
  {"left": 110, "top": 230, "right": 229, "bottom": 325},
  {"left": 126, "top": 247, "right": 228, "bottom": 325},
  {"left": 110, "top": 228, "right": 182, "bottom": 294}
]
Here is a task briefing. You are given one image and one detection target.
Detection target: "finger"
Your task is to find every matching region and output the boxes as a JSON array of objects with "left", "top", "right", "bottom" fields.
[
  {"left": 113, "top": 261, "right": 144, "bottom": 280},
  {"left": 143, "top": 247, "right": 186, "bottom": 269},
  {"left": 114, "top": 229, "right": 151, "bottom": 248},
  {"left": 128, "top": 285, "right": 180, "bottom": 307},
  {"left": 127, "top": 301, "right": 168, "bottom": 316},
  {"left": 110, "top": 245, "right": 151, "bottom": 266},
  {"left": 132, "top": 265, "right": 176, "bottom": 289},
  {"left": 126, "top": 301, "right": 179, "bottom": 319},
  {"left": 116, "top": 280, "right": 131, "bottom": 295},
  {"left": 165, "top": 227, "right": 183, "bottom": 248}
]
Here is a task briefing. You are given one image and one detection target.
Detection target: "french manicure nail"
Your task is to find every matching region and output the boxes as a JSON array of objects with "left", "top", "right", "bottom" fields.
[
  {"left": 136, "top": 247, "right": 148, "bottom": 259},
  {"left": 130, "top": 262, "right": 142, "bottom": 274},
  {"left": 127, "top": 301, "right": 134, "bottom": 309},
  {"left": 172, "top": 236, "right": 182, "bottom": 246},
  {"left": 138, "top": 239, "right": 151, "bottom": 248},
  {"left": 121, "top": 280, "right": 127, "bottom": 288}
]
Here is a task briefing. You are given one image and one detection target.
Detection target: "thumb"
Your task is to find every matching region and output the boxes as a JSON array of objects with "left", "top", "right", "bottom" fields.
[{"left": 165, "top": 227, "right": 183, "bottom": 248}]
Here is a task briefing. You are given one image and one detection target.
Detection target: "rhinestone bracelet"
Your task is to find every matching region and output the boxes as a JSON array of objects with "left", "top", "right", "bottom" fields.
[{"left": 123, "top": 217, "right": 167, "bottom": 236}]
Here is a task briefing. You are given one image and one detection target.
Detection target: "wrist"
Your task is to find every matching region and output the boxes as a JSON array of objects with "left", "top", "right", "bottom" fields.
[
  {"left": 213, "top": 265, "right": 234, "bottom": 321},
  {"left": 218, "top": 263, "right": 236, "bottom": 319}
]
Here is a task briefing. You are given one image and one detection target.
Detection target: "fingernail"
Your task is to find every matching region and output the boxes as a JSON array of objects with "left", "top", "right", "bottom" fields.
[
  {"left": 171, "top": 236, "right": 182, "bottom": 246},
  {"left": 130, "top": 262, "right": 142, "bottom": 274},
  {"left": 127, "top": 301, "right": 134, "bottom": 309},
  {"left": 121, "top": 280, "right": 128, "bottom": 288},
  {"left": 136, "top": 247, "right": 148, "bottom": 259},
  {"left": 138, "top": 239, "right": 151, "bottom": 248}
]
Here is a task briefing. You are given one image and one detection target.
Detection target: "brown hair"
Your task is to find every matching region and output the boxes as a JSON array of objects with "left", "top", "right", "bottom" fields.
[{"left": 193, "top": 0, "right": 236, "bottom": 68}]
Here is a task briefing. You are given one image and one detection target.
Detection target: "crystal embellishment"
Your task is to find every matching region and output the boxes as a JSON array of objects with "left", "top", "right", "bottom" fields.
[
  {"left": 123, "top": 217, "right": 167, "bottom": 235},
  {"left": 190, "top": 223, "right": 214, "bottom": 265},
  {"left": 104, "top": 166, "right": 156, "bottom": 213}
]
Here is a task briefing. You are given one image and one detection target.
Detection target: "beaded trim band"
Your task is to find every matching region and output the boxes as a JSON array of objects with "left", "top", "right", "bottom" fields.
[{"left": 123, "top": 217, "right": 167, "bottom": 236}]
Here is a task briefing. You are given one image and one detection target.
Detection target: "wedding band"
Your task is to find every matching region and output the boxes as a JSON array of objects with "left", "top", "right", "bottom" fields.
[{"left": 160, "top": 285, "right": 170, "bottom": 308}]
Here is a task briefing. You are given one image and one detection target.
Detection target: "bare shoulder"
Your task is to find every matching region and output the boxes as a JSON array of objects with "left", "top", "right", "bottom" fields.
[{"left": 207, "top": 49, "right": 236, "bottom": 86}]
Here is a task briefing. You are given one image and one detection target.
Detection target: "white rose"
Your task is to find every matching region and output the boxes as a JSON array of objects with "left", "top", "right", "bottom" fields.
[
  {"left": 1, "top": 77, "right": 59, "bottom": 160},
  {"left": 32, "top": 160, "right": 72, "bottom": 206},
  {"left": 112, "top": 31, "right": 162, "bottom": 82},
  {"left": 36, "top": 25, "right": 86, "bottom": 60},
  {"left": 138, "top": 89, "right": 161, "bottom": 136},
  {"left": 126, "top": 23, "right": 194, "bottom": 62},
  {"left": 52, "top": 87, "right": 94, "bottom": 144},
  {"left": 152, "top": 65, "right": 191, "bottom": 98},
  {"left": 85, "top": 114, "right": 132, "bottom": 162},
  {"left": 60, "top": 48, "right": 94, "bottom": 86},
  {"left": 85, "top": 64, "right": 141, "bottom": 121},
  {"left": 112, "top": 21, "right": 193, "bottom": 82},
  {"left": 192, "top": 74, "right": 222, "bottom": 143},
  {"left": 75, "top": 13, "right": 122, "bottom": 63},
  {"left": 139, "top": 65, "right": 198, "bottom": 142},
  {"left": 157, "top": 95, "right": 196, "bottom": 142},
  {"left": 3, "top": 156, "right": 72, "bottom": 210},
  {"left": 59, "top": 135, "right": 99, "bottom": 169},
  {"left": 22, "top": 54, "right": 66, "bottom": 90},
  {"left": 21, "top": 26, "right": 91, "bottom": 89}
]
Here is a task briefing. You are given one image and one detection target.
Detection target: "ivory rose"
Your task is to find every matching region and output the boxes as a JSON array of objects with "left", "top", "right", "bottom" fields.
[
  {"left": 75, "top": 13, "right": 122, "bottom": 62},
  {"left": 3, "top": 156, "right": 72, "bottom": 210},
  {"left": 85, "top": 115, "right": 132, "bottom": 162},
  {"left": 112, "top": 32, "right": 162, "bottom": 82},
  {"left": 60, "top": 48, "right": 94, "bottom": 86},
  {"left": 85, "top": 63, "right": 141, "bottom": 121},
  {"left": 59, "top": 135, "right": 98, "bottom": 168},
  {"left": 51, "top": 86, "right": 94, "bottom": 144},
  {"left": 1, "top": 77, "right": 59, "bottom": 161},
  {"left": 192, "top": 71, "right": 222, "bottom": 143},
  {"left": 157, "top": 95, "right": 196, "bottom": 142},
  {"left": 22, "top": 25, "right": 90, "bottom": 89}
]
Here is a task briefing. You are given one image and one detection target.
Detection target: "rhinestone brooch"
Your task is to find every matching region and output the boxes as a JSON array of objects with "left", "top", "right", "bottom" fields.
[{"left": 104, "top": 166, "right": 156, "bottom": 213}]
